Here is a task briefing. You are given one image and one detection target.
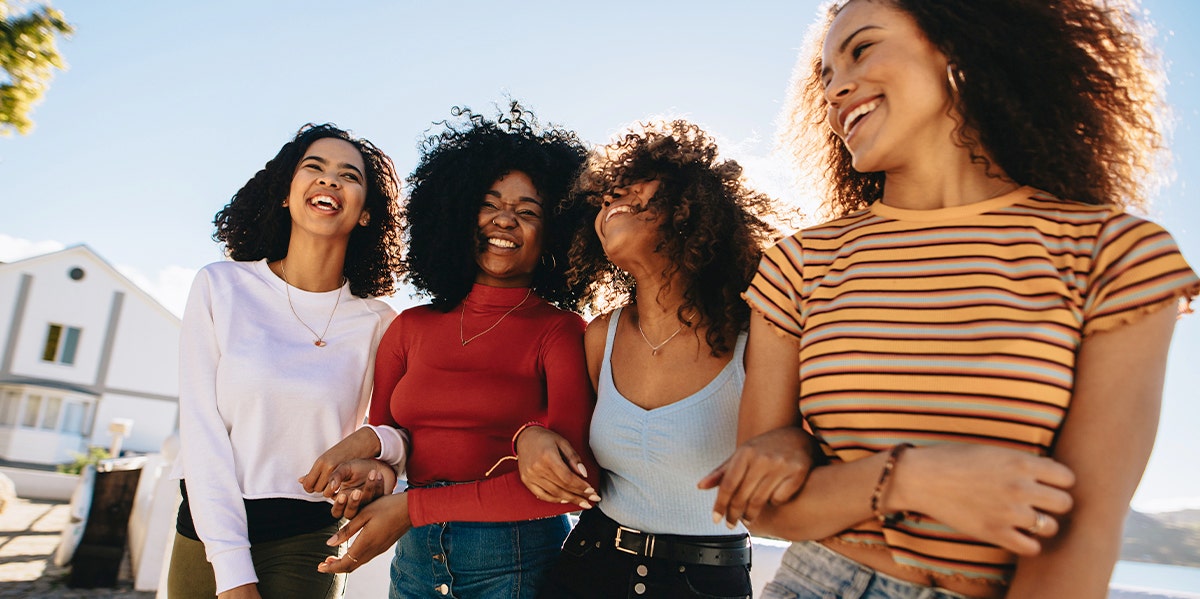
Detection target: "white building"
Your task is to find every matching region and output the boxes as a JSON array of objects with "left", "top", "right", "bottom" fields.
[{"left": 0, "top": 245, "right": 179, "bottom": 465}]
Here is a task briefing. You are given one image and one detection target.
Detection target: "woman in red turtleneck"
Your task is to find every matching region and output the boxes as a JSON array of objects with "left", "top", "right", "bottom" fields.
[{"left": 304, "top": 102, "right": 599, "bottom": 599}]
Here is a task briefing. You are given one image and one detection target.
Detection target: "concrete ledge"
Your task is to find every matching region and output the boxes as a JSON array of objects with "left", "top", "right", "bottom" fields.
[{"left": 0, "top": 466, "right": 80, "bottom": 501}]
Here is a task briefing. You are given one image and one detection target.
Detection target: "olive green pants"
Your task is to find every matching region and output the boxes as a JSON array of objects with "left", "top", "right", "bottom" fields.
[{"left": 167, "top": 526, "right": 344, "bottom": 599}]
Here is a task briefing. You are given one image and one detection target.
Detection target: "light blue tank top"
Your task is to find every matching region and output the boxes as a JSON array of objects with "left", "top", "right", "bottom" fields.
[{"left": 590, "top": 306, "right": 748, "bottom": 536}]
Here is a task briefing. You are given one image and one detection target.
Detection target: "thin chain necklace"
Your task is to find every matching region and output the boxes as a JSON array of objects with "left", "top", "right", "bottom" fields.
[
  {"left": 636, "top": 310, "right": 686, "bottom": 356},
  {"left": 280, "top": 259, "right": 343, "bottom": 348},
  {"left": 460, "top": 288, "right": 532, "bottom": 346}
]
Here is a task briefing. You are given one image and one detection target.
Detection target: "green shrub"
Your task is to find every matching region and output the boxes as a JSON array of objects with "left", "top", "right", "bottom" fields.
[{"left": 56, "top": 447, "right": 111, "bottom": 475}]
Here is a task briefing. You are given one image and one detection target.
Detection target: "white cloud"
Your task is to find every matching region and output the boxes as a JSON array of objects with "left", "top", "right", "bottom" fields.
[
  {"left": 0, "top": 234, "right": 64, "bottom": 262},
  {"left": 116, "top": 264, "right": 197, "bottom": 317}
]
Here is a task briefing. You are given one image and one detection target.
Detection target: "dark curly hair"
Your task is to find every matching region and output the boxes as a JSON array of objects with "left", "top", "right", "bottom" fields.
[
  {"left": 212, "top": 123, "right": 403, "bottom": 298},
  {"left": 781, "top": 0, "right": 1167, "bottom": 218},
  {"left": 568, "top": 121, "right": 778, "bottom": 357},
  {"left": 402, "top": 101, "right": 590, "bottom": 312}
]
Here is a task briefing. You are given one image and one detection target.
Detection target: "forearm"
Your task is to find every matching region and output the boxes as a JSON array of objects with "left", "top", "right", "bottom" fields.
[
  {"left": 407, "top": 472, "right": 580, "bottom": 526},
  {"left": 747, "top": 452, "right": 886, "bottom": 540}
]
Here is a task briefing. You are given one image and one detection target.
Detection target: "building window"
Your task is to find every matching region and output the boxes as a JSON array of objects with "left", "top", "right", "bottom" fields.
[
  {"left": 42, "top": 324, "right": 82, "bottom": 365},
  {"left": 41, "top": 396, "right": 62, "bottom": 430},
  {"left": 0, "top": 391, "right": 19, "bottom": 426},
  {"left": 62, "top": 401, "right": 90, "bottom": 435},
  {"left": 21, "top": 395, "right": 42, "bottom": 428}
]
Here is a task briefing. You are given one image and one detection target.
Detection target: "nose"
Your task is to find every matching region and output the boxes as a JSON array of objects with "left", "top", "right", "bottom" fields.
[
  {"left": 824, "top": 72, "right": 855, "bottom": 105},
  {"left": 317, "top": 174, "right": 340, "bottom": 189},
  {"left": 491, "top": 209, "right": 517, "bottom": 228}
]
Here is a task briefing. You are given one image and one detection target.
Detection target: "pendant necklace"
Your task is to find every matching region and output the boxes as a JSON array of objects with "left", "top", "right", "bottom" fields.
[
  {"left": 460, "top": 288, "right": 533, "bottom": 346},
  {"left": 636, "top": 312, "right": 686, "bottom": 356},
  {"left": 280, "top": 259, "right": 343, "bottom": 347}
]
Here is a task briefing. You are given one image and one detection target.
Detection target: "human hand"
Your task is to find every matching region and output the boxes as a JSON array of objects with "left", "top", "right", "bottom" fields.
[
  {"left": 328, "top": 459, "right": 396, "bottom": 519},
  {"left": 698, "top": 426, "right": 816, "bottom": 529},
  {"left": 299, "top": 428, "right": 382, "bottom": 495},
  {"left": 317, "top": 493, "right": 412, "bottom": 574},
  {"left": 217, "top": 583, "right": 262, "bottom": 599},
  {"left": 516, "top": 426, "right": 599, "bottom": 510},
  {"left": 890, "top": 444, "right": 1075, "bottom": 556}
]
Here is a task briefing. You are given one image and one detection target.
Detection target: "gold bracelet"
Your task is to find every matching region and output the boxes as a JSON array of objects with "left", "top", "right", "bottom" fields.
[{"left": 871, "top": 443, "right": 913, "bottom": 526}]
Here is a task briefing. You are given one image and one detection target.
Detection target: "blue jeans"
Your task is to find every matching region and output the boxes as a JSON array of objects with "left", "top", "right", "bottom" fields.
[
  {"left": 389, "top": 516, "right": 569, "bottom": 599},
  {"left": 761, "top": 541, "right": 971, "bottom": 599}
]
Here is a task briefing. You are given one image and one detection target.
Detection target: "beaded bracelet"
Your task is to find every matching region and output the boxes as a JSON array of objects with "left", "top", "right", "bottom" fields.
[{"left": 870, "top": 443, "right": 914, "bottom": 526}]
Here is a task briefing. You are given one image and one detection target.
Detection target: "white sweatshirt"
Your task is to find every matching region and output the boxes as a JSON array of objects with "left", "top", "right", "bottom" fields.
[{"left": 172, "top": 259, "right": 394, "bottom": 593}]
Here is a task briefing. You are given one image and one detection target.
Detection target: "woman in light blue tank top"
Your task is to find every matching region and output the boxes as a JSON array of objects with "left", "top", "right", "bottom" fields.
[{"left": 514, "top": 120, "right": 778, "bottom": 598}]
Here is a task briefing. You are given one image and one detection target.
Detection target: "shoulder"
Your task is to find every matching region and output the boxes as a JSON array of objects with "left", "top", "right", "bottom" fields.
[
  {"left": 190, "top": 260, "right": 263, "bottom": 295},
  {"left": 531, "top": 301, "right": 586, "bottom": 333}
]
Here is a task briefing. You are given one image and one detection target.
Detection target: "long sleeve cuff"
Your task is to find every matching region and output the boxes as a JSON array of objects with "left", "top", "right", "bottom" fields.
[
  {"left": 210, "top": 546, "right": 257, "bottom": 595},
  {"left": 363, "top": 424, "right": 408, "bottom": 472}
]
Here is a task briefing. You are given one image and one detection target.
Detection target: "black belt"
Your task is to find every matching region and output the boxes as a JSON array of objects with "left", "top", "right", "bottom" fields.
[{"left": 585, "top": 510, "right": 752, "bottom": 567}]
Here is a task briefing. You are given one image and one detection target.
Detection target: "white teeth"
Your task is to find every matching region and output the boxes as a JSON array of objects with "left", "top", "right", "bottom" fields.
[
  {"left": 605, "top": 205, "right": 632, "bottom": 222},
  {"left": 489, "top": 238, "right": 517, "bottom": 248},
  {"left": 842, "top": 99, "right": 882, "bottom": 134},
  {"left": 309, "top": 195, "right": 340, "bottom": 210}
]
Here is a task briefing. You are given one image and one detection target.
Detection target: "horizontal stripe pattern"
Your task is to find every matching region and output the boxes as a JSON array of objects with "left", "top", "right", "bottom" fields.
[{"left": 746, "top": 188, "right": 1199, "bottom": 583}]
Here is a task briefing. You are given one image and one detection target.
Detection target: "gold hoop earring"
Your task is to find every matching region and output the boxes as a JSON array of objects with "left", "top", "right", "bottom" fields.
[
  {"left": 946, "top": 63, "right": 962, "bottom": 95},
  {"left": 540, "top": 253, "right": 557, "bottom": 271}
]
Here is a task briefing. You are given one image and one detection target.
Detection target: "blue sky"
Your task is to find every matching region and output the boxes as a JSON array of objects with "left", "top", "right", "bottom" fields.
[{"left": 1, "top": 1, "right": 1196, "bottom": 510}]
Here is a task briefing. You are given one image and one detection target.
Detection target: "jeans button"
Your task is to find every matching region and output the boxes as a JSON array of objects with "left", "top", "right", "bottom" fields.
[
  {"left": 436, "top": 583, "right": 449, "bottom": 595},
  {"left": 636, "top": 564, "right": 648, "bottom": 577},
  {"left": 633, "top": 582, "right": 647, "bottom": 594}
]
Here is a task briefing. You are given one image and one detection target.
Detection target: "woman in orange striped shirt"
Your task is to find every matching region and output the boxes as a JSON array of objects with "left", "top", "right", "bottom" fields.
[{"left": 703, "top": 0, "right": 1199, "bottom": 597}]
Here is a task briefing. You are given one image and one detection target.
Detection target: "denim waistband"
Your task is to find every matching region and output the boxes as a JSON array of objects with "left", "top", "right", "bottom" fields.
[{"left": 774, "top": 541, "right": 972, "bottom": 599}]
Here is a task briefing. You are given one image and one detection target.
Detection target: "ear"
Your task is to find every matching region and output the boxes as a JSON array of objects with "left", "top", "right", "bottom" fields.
[
  {"left": 359, "top": 212, "right": 371, "bottom": 227},
  {"left": 282, "top": 198, "right": 290, "bottom": 207}
]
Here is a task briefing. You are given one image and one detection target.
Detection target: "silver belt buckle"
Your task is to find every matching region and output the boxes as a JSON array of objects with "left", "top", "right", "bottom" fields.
[{"left": 614, "top": 525, "right": 649, "bottom": 556}]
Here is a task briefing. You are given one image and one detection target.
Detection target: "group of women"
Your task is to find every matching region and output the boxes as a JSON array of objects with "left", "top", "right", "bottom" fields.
[{"left": 168, "top": 1, "right": 1198, "bottom": 598}]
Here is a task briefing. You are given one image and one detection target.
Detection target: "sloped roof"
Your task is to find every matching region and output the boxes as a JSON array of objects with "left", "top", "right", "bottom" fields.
[{"left": 0, "top": 244, "right": 181, "bottom": 324}]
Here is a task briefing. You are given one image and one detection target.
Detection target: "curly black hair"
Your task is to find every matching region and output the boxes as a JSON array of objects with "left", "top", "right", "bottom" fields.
[
  {"left": 781, "top": 0, "right": 1167, "bottom": 217},
  {"left": 212, "top": 123, "right": 403, "bottom": 298},
  {"left": 569, "top": 121, "right": 778, "bottom": 357},
  {"left": 402, "top": 101, "right": 590, "bottom": 312}
]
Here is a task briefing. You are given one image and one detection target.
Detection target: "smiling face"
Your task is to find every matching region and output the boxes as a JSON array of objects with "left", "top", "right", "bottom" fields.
[
  {"left": 285, "top": 137, "right": 369, "bottom": 241},
  {"left": 474, "top": 171, "right": 545, "bottom": 287},
  {"left": 820, "top": 0, "right": 957, "bottom": 173},
  {"left": 594, "top": 179, "right": 663, "bottom": 268}
]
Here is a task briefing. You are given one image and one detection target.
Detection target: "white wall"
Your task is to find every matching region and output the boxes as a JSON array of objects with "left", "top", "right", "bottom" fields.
[
  {"left": 0, "top": 270, "right": 18, "bottom": 349},
  {"left": 89, "top": 394, "right": 178, "bottom": 454},
  {"left": 105, "top": 302, "right": 179, "bottom": 397}
]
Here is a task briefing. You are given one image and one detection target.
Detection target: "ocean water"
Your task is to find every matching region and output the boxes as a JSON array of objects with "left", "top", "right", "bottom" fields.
[{"left": 1110, "top": 561, "right": 1200, "bottom": 596}]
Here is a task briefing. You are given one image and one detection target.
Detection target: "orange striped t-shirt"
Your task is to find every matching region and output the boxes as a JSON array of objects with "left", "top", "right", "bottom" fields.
[{"left": 745, "top": 187, "right": 1199, "bottom": 584}]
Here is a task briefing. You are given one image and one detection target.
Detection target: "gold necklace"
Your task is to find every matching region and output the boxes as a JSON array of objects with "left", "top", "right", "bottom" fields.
[
  {"left": 280, "top": 259, "right": 343, "bottom": 348},
  {"left": 460, "top": 288, "right": 532, "bottom": 346},
  {"left": 636, "top": 310, "right": 686, "bottom": 356}
]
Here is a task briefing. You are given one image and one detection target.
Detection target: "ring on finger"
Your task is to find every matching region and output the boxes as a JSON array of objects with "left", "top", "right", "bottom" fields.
[
  {"left": 1025, "top": 511, "right": 1050, "bottom": 536},
  {"left": 345, "top": 554, "right": 359, "bottom": 563}
]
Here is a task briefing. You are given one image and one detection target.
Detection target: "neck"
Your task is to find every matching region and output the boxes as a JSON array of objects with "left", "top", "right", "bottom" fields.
[
  {"left": 271, "top": 238, "right": 348, "bottom": 292},
  {"left": 881, "top": 136, "right": 1018, "bottom": 210},
  {"left": 632, "top": 272, "right": 689, "bottom": 332}
]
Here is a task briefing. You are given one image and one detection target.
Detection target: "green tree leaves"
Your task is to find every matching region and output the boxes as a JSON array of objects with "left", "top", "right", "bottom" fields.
[{"left": 0, "top": 1, "right": 72, "bottom": 135}]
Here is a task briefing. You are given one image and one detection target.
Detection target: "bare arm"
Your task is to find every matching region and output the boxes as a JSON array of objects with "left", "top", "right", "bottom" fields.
[
  {"left": 1006, "top": 304, "right": 1177, "bottom": 597},
  {"left": 701, "top": 312, "right": 818, "bottom": 527},
  {"left": 516, "top": 315, "right": 607, "bottom": 507},
  {"left": 726, "top": 319, "right": 1075, "bottom": 555}
]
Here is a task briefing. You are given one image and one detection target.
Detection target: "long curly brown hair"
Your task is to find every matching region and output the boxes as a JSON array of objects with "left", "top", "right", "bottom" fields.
[
  {"left": 781, "top": 0, "right": 1168, "bottom": 218},
  {"left": 401, "top": 102, "right": 590, "bottom": 312},
  {"left": 568, "top": 120, "right": 778, "bottom": 357},
  {"left": 213, "top": 123, "right": 403, "bottom": 298}
]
